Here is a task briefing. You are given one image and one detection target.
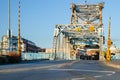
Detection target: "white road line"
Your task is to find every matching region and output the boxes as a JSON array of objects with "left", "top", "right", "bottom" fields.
[
  {"left": 94, "top": 75, "right": 103, "bottom": 78},
  {"left": 106, "top": 74, "right": 112, "bottom": 76},
  {"left": 49, "top": 68, "right": 116, "bottom": 79},
  {"left": 49, "top": 68, "right": 115, "bottom": 74},
  {"left": 72, "top": 77, "right": 86, "bottom": 80},
  {"left": 112, "top": 71, "right": 115, "bottom": 74},
  {"left": 49, "top": 68, "right": 115, "bottom": 79}
]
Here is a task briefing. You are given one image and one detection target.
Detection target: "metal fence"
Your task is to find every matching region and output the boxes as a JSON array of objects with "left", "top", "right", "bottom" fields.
[{"left": 21, "top": 52, "right": 50, "bottom": 60}]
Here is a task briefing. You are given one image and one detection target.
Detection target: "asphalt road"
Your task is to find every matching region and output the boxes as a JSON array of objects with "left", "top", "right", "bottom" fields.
[{"left": 0, "top": 60, "right": 120, "bottom": 80}]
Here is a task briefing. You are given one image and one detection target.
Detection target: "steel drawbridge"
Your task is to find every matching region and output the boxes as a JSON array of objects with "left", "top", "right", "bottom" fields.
[{"left": 51, "top": 2, "right": 104, "bottom": 60}]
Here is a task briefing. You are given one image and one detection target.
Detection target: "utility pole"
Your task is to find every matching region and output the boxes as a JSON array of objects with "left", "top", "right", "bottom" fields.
[
  {"left": 8, "top": 0, "right": 12, "bottom": 53},
  {"left": 18, "top": 0, "right": 21, "bottom": 57},
  {"left": 106, "top": 17, "right": 112, "bottom": 61}
]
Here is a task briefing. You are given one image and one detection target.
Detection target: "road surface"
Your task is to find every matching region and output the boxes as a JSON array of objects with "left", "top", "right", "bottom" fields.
[{"left": 0, "top": 60, "right": 120, "bottom": 80}]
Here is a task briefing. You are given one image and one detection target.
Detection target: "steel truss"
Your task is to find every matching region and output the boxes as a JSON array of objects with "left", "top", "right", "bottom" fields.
[{"left": 52, "top": 2, "right": 104, "bottom": 60}]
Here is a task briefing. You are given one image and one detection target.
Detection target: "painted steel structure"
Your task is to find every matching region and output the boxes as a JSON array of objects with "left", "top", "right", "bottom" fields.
[
  {"left": 106, "top": 17, "right": 112, "bottom": 61},
  {"left": 52, "top": 2, "right": 104, "bottom": 60},
  {"left": 18, "top": 0, "right": 21, "bottom": 57}
]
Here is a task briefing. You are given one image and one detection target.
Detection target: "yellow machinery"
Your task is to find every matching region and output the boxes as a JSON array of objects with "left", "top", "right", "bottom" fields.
[
  {"left": 106, "top": 17, "right": 112, "bottom": 61},
  {"left": 18, "top": 1, "right": 21, "bottom": 57}
]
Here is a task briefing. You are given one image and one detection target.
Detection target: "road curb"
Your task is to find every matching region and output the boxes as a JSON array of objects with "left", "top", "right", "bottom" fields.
[{"left": 103, "top": 61, "right": 120, "bottom": 69}]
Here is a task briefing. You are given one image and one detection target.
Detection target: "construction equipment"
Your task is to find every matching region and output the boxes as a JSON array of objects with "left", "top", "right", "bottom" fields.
[
  {"left": 52, "top": 2, "right": 104, "bottom": 60},
  {"left": 106, "top": 17, "right": 112, "bottom": 61}
]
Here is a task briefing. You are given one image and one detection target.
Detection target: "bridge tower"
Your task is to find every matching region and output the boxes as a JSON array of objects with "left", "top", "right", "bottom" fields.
[{"left": 52, "top": 2, "right": 104, "bottom": 60}]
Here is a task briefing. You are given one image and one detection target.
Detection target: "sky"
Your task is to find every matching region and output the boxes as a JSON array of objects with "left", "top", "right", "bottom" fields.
[{"left": 0, "top": 0, "right": 120, "bottom": 48}]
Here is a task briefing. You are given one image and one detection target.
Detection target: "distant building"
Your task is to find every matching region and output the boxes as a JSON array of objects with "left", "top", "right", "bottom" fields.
[
  {"left": 0, "top": 35, "right": 44, "bottom": 55},
  {"left": 0, "top": 35, "right": 9, "bottom": 55},
  {"left": 45, "top": 48, "right": 52, "bottom": 53},
  {"left": 110, "top": 45, "right": 120, "bottom": 53}
]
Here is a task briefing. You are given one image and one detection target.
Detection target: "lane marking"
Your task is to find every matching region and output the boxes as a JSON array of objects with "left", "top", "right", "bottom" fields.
[
  {"left": 49, "top": 68, "right": 115, "bottom": 79},
  {"left": 49, "top": 68, "right": 115, "bottom": 74},
  {"left": 72, "top": 77, "right": 86, "bottom": 80},
  {"left": 106, "top": 74, "right": 112, "bottom": 76},
  {"left": 94, "top": 75, "right": 103, "bottom": 78}
]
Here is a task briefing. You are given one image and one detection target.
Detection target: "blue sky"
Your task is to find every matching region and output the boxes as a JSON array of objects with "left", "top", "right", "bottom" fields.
[{"left": 0, "top": 0, "right": 120, "bottom": 48}]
